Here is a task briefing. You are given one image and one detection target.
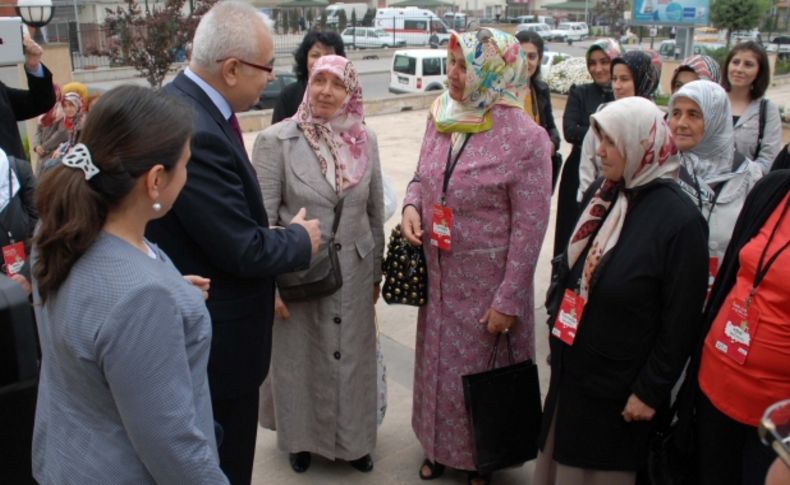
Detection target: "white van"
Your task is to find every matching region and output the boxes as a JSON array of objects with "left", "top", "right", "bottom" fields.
[
  {"left": 551, "top": 21, "right": 588, "bottom": 41},
  {"left": 325, "top": 3, "right": 368, "bottom": 26},
  {"left": 375, "top": 7, "right": 451, "bottom": 46},
  {"left": 389, "top": 49, "right": 447, "bottom": 94}
]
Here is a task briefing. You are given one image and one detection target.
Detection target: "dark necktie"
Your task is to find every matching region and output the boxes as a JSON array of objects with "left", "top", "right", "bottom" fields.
[{"left": 228, "top": 113, "right": 246, "bottom": 150}]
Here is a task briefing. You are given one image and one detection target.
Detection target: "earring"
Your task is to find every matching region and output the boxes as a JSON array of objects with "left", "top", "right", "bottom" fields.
[{"left": 153, "top": 202, "right": 162, "bottom": 212}]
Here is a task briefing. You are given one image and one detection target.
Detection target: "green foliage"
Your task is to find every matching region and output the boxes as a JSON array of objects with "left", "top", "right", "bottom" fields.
[
  {"left": 653, "top": 93, "right": 670, "bottom": 106},
  {"left": 320, "top": 11, "right": 327, "bottom": 30},
  {"left": 351, "top": 9, "right": 357, "bottom": 27},
  {"left": 289, "top": 9, "right": 300, "bottom": 33},
  {"left": 22, "top": 136, "right": 30, "bottom": 161},
  {"left": 104, "top": 0, "right": 217, "bottom": 88},
  {"left": 306, "top": 8, "right": 314, "bottom": 29},
  {"left": 776, "top": 58, "right": 790, "bottom": 75},
  {"left": 338, "top": 9, "right": 348, "bottom": 32},
  {"left": 710, "top": 0, "right": 766, "bottom": 45}
]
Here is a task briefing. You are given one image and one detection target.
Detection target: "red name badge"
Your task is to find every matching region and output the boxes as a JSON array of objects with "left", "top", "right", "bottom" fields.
[
  {"left": 551, "top": 289, "right": 586, "bottom": 346},
  {"left": 2, "top": 242, "right": 26, "bottom": 277},
  {"left": 430, "top": 203, "right": 453, "bottom": 251},
  {"left": 712, "top": 299, "right": 760, "bottom": 365}
]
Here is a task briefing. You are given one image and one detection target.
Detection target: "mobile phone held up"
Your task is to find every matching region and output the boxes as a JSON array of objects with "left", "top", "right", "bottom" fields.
[{"left": 0, "top": 17, "right": 26, "bottom": 67}]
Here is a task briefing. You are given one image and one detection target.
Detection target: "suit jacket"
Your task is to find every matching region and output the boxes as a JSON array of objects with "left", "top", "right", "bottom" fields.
[
  {"left": 0, "top": 65, "right": 56, "bottom": 159},
  {"left": 146, "top": 71, "right": 312, "bottom": 399}
]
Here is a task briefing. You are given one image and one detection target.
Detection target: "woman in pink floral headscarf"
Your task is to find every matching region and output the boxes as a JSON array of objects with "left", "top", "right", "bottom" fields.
[{"left": 252, "top": 55, "right": 385, "bottom": 475}]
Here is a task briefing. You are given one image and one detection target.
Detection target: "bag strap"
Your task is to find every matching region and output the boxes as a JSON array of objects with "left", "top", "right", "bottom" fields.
[
  {"left": 755, "top": 98, "right": 767, "bottom": 157},
  {"left": 331, "top": 198, "right": 345, "bottom": 238},
  {"left": 486, "top": 333, "right": 516, "bottom": 369}
]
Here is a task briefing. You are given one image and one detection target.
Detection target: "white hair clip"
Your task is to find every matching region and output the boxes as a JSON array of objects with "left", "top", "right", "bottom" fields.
[{"left": 62, "top": 143, "right": 100, "bottom": 180}]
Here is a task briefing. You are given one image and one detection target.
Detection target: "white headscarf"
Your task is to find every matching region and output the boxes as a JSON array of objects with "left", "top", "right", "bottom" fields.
[
  {"left": 669, "top": 80, "right": 737, "bottom": 185},
  {"left": 568, "top": 97, "right": 679, "bottom": 299},
  {"left": 0, "top": 148, "right": 21, "bottom": 213}
]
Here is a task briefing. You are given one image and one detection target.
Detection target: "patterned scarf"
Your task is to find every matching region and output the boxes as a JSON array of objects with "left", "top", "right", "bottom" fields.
[
  {"left": 568, "top": 97, "right": 679, "bottom": 299},
  {"left": 38, "top": 84, "right": 62, "bottom": 128},
  {"left": 611, "top": 50, "right": 661, "bottom": 99},
  {"left": 585, "top": 38, "right": 623, "bottom": 64},
  {"left": 430, "top": 28, "right": 529, "bottom": 134},
  {"left": 671, "top": 54, "right": 721, "bottom": 87},
  {"left": 669, "top": 80, "right": 736, "bottom": 186},
  {"left": 292, "top": 55, "right": 368, "bottom": 194},
  {"left": 62, "top": 92, "right": 83, "bottom": 134}
]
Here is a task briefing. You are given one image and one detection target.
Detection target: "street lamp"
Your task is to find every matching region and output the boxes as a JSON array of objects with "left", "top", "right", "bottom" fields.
[{"left": 15, "top": 0, "right": 54, "bottom": 28}]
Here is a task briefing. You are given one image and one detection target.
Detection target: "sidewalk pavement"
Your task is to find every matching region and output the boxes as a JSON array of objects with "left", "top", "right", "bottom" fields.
[{"left": 240, "top": 107, "right": 572, "bottom": 485}]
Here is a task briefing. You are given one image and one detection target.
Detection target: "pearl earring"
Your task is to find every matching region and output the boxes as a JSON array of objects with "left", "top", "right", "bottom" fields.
[{"left": 153, "top": 202, "right": 162, "bottom": 212}]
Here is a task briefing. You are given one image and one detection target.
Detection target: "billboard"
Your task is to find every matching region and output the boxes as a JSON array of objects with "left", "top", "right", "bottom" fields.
[{"left": 632, "top": 0, "right": 710, "bottom": 26}]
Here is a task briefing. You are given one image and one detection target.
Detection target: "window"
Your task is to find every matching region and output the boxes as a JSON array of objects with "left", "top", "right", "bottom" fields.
[
  {"left": 393, "top": 55, "right": 416, "bottom": 75},
  {"left": 405, "top": 19, "right": 428, "bottom": 31},
  {"left": 431, "top": 20, "right": 447, "bottom": 33},
  {"left": 345, "top": 28, "right": 355, "bottom": 35},
  {"left": 423, "top": 57, "right": 441, "bottom": 76}
]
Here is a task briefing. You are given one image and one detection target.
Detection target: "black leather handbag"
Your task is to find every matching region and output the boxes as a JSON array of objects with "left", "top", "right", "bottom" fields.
[
  {"left": 382, "top": 225, "right": 427, "bottom": 306},
  {"left": 277, "top": 199, "right": 344, "bottom": 302}
]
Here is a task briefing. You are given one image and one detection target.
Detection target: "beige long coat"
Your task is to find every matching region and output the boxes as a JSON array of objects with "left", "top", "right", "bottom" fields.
[{"left": 253, "top": 119, "right": 384, "bottom": 460}]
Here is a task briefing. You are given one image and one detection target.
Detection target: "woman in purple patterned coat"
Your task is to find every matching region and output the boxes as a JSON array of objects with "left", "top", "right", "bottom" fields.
[{"left": 400, "top": 28, "right": 553, "bottom": 485}]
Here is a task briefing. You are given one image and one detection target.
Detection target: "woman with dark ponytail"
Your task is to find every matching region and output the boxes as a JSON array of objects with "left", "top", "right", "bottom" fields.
[{"left": 30, "top": 85, "right": 229, "bottom": 484}]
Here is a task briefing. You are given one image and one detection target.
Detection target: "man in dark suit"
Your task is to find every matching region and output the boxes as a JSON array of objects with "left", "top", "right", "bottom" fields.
[
  {"left": 146, "top": 2, "right": 320, "bottom": 483},
  {"left": 0, "top": 32, "right": 56, "bottom": 159}
]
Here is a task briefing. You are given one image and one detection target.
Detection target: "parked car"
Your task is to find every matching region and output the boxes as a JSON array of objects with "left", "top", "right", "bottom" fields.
[
  {"left": 389, "top": 49, "right": 446, "bottom": 94},
  {"left": 254, "top": 72, "right": 297, "bottom": 110},
  {"left": 516, "top": 22, "right": 553, "bottom": 40},
  {"left": 550, "top": 22, "right": 588, "bottom": 42},
  {"left": 341, "top": 27, "right": 407, "bottom": 49},
  {"left": 541, "top": 50, "right": 571, "bottom": 78},
  {"left": 657, "top": 39, "right": 724, "bottom": 59}
]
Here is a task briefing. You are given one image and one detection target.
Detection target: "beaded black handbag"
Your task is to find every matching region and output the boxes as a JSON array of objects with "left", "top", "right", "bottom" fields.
[{"left": 382, "top": 225, "right": 427, "bottom": 306}]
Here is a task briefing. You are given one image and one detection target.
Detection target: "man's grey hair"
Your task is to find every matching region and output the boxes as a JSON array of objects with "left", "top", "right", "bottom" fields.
[{"left": 191, "top": 1, "right": 273, "bottom": 72}]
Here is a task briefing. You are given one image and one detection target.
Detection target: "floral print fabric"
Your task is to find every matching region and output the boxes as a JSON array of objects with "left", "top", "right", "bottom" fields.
[{"left": 430, "top": 28, "right": 530, "bottom": 133}]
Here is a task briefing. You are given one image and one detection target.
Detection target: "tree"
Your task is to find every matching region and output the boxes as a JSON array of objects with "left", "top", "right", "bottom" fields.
[
  {"left": 306, "top": 8, "right": 315, "bottom": 30},
  {"left": 338, "top": 9, "right": 348, "bottom": 33},
  {"left": 289, "top": 9, "right": 300, "bottom": 33},
  {"left": 362, "top": 7, "right": 376, "bottom": 27},
  {"left": 711, "top": 0, "right": 767, "bottom": 46},
  {"left": 104, "top": 0, "right": 217, "bottom": 88},
  {"left": 593, "top": 0, "right": 629, "bottom": 35}
]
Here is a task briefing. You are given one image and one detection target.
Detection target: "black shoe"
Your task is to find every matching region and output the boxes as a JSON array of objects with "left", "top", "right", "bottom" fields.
[
  {"left": 419, "top": 459, "right": 446, "bottom": 480},
  {"left": 289, "top": 452, "right": 311, "bottom": 473},
  {"left": 349, "top": 454, "right": 374, "bottom": 472}
]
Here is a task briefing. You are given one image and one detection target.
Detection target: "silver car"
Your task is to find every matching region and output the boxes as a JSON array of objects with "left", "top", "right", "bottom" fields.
[{"left": 342, "top": 27, "right": 406, "bottom": 49}]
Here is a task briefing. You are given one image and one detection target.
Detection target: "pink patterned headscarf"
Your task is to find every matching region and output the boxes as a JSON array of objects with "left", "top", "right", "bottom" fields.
[
  {"left": 292, "top": 55, "right": 368, "bottom": 194},
  {"left": 567, "top": 97, "right": 679, "bottom": 299}
]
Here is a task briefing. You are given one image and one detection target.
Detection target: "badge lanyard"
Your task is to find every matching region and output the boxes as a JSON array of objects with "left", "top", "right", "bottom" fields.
[
  {"left": 690, "top": 168, "right": 723, "bottom": 224},
  {"left": 746, "top": 196, "right": 790, "bottom": 307},
  {"left": 431, "top": 135, "right": 472, "bottom": 251},
  {"left": 441, "top": 134, "right": 472, "bottom": 206}
]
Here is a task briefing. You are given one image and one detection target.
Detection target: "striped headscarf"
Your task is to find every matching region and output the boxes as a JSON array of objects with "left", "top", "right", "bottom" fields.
[
  {"left": 671, "top": 55, "right": 721, "bottom": 89},
  {"left": 430, "top": 28, "right": 529, "bottom": 133}
]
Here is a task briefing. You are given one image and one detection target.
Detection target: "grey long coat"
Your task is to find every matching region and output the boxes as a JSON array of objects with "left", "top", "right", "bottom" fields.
[{"left": 253, "top": 119, "right": 385, "bottom": 461}]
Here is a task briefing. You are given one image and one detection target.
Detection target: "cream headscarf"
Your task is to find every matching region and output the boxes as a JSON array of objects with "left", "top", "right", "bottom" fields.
[
  {"left": 430, "top": 28, "right": 529, "bottom": 134},
  {"left": 567, "top": 97, "right": 679, "bottom": 298}
]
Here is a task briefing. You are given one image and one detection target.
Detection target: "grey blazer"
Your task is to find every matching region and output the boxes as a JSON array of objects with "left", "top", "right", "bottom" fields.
[{"left": 733, "top": 97, "right": 782, "bottom": 174}]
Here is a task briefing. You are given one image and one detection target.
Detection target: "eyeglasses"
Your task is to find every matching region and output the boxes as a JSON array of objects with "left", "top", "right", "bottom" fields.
[
  {"left": 759, "top": 399, "right": 790, "bottom": 468},
  {"left": 216, "top": 57, "right": 275, "bottom": 74}
]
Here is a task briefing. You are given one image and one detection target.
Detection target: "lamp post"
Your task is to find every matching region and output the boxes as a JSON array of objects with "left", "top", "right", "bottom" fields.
[{"left": 15, "top": 0, "right": 54, "bottom": 28}]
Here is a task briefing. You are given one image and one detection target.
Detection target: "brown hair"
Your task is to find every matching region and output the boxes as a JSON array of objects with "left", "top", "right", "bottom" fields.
[
  {"left": 33, "top": 85, "right": 193, "bottom": 301},
  {"left": 721, "top": 41, "right": 770, "bottom": 99}
]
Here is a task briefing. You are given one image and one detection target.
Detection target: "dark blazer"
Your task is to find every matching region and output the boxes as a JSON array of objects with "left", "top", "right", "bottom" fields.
[
  {"left": 533, "top": 79, "right": 561, "bottom": 189},
  {"left": 541, "top": 180, "right": 708, "bottom": 471},
  {"left": 271, "top": 80, "right": 305, "bottom": 125},
  {"left": 0, "top": 156, "right": 37, "bottom": 279},
  {"left": 0, "top": 65, "right": 56, "bottom": 160},
  {"left": 147, "top": 72, "right": 311, "bottom": 399}
]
